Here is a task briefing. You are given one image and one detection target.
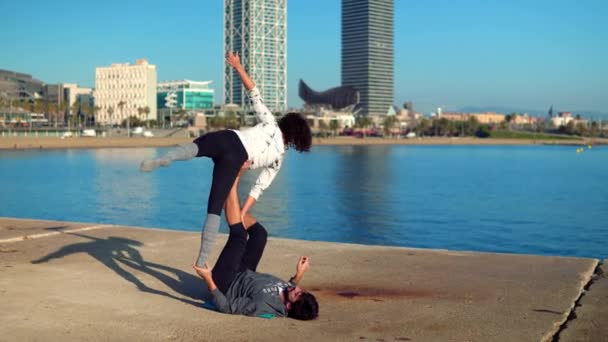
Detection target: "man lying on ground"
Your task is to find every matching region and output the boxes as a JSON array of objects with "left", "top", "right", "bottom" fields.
[{"left": 192, "top": 168, "right": 319, "bottom": 320}]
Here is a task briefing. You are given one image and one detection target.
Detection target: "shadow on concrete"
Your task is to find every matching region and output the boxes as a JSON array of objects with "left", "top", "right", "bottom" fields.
[
  {"left": 532, "top": 308, "right": 563, "bottom": 315},
  {"left": 116, "top": 255, "right": 211, "bottom": 301},
  {"left": 44, "top": 226, "right": 70, "bottom": 232},
  {"left": 30, "top": 231, "right": 211, "bottom": 308},
  {"left": 2, "top": 225, "right": 68, "bottom": 232}
]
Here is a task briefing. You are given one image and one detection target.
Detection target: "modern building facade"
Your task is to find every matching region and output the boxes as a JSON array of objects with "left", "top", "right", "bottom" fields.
[
  {"left": 94, "top": 59, "right": 157, "bottom": 125},
  {"left": 157, "top": 80, "right": 214, "bottom": 111},
  {"left": 224, "top": 0, "right": 287, "bottom": 112},
  {"left": 157, "top": 80, "right": 215, "bottom": 125},
  {"left": 0, "top": 69, "right": 44, "bottom": 101},
  {"left": 342, "top": 0, "right": 394, "bottom": 116},
  {"left": 42, "top": 84, "right": 63, "bottom": 106},
  {"left": 63, "top": 83, "right": 94, "bottom": 114}
]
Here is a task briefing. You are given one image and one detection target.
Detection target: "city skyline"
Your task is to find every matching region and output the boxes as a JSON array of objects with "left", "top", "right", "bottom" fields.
[{"left": 0, "top": 0, "right": 606, "bottom": 115}]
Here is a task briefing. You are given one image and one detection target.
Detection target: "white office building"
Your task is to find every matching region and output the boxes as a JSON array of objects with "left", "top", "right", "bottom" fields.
[
  {"left": 63, "top": 83, "right": 94, "bottom": 114},
  {"left": 94, "top": 59, "right": 157, "bottom": 125}
]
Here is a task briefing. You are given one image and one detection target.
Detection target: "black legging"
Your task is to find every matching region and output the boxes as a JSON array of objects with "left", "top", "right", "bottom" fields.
[
  {"left": 193, "top": 130, "right": 249, "bottom": 215},
  {"left": 212, "top": 222, "right": 268, "bottom": 293}
]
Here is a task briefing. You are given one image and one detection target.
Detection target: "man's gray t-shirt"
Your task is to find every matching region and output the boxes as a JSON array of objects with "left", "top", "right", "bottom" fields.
[{"left": 211, "top": 269, "right": 293, "bottom": 317}]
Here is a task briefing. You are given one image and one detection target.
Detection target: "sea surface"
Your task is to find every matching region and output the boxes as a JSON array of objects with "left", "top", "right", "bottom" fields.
[{"left": 1, "top": 144, "right": 606, "bottom": 259}]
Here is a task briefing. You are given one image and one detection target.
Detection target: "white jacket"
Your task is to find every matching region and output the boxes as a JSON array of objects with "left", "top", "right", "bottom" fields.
[{"left": 231, "top": 87, "right": 285, "bottom": 201}]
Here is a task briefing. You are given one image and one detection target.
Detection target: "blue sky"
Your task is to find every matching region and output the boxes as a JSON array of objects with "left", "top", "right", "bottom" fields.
[{"left": 0, "top": 0, "right": 606, "bottom": 114}]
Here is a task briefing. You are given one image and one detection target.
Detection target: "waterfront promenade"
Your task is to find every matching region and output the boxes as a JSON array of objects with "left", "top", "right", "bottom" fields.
[
  {"left": 1, "top": 135, "right": 606, "bottom": 150},
  {"left": 0, "top": 217, "right": 605, "bottom": 341}
]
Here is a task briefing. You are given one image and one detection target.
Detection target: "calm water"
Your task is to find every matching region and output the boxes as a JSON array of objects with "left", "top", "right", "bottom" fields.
[{"left": 1, "top": 145, "right": 606, "bottom": 259}]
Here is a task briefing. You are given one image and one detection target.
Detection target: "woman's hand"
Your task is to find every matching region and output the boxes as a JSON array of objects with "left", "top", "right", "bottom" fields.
[
  {"left": 226, "top": 51, "right": 242, "bottom": 69},
  {"left": 240, "top": 195, "right": 256, "bottom": 224},
  {"left": 226, "top": 51, "right": 255, "bottom": 90}
]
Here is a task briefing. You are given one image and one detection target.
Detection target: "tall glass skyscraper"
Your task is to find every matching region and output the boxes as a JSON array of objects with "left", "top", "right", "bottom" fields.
[
  {"left": 224, "top": 0, "right": 287, "bottom": 112},
  {"left": 342, "top": 0, "right": 394, "bottom": 116}
]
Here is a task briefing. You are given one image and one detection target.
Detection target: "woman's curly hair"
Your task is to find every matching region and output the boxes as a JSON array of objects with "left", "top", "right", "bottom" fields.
[{"left": 278, "top": 112, "right": 312, "bottom": 152}]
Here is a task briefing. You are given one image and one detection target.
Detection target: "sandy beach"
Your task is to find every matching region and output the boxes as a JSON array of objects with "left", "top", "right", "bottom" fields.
[{"left": 0, "top": 135, "right": 603, "bottom": 150}]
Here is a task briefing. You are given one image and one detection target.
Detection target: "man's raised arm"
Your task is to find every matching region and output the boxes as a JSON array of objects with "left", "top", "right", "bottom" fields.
[
  {"left": 289, "top": 256, "right": 310, "bottom": 285},
  {"left": 224, "top": 162, "right": 258, "bottom": 228}
]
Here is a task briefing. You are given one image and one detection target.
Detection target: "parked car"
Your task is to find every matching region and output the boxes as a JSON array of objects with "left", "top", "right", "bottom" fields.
[{"left": 143, "top": 130, "right": 154, "bottom": 137}]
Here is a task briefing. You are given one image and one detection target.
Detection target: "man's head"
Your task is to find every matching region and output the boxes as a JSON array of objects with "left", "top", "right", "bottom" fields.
[
  {"left": 278, "top": 112, "right": 312, "bottom": 153},
  {"left": 285, "top": 286, "right": 319, "bottom": 320}
]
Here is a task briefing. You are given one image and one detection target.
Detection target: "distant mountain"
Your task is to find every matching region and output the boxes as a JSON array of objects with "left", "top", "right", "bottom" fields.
[{"left": 456, "top": 106, "right": 608, "bottom": 120}]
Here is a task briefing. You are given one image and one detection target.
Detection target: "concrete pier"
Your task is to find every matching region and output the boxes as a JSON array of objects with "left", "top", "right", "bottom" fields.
[{"left": 0, "top": 217, "right": 604, "bottom": 341}]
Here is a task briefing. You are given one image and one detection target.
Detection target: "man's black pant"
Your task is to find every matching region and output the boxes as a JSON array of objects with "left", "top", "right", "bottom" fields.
[{"left": 212, "top": 222, "right": 268, "bottom": 293}]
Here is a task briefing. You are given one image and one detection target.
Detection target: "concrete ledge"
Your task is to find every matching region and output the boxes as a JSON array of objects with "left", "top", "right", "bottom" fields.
[
  {"left": 559, "top": 260, "right": 607, "bottom": 341},
  {"left": 0, "top": 217, "right": 603, "bottom": 341}
]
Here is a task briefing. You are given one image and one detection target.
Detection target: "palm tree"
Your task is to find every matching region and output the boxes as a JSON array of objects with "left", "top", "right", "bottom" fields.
[
  {"left": 507, "top": 112, "right": 518, "bottom": 130},
  {"left": 355, "top": 115, "right": 371, "bottom": 137},
  {"left": 466, "top": 116, "right": 480, "bottom": 136},
  {"left": 27, "top": 100, "right": 35, "bottom": 113},
  {"left": 436, "top": 117, "right": 451, "bottom": 136},
  {"left": 137, "top": 106, "right": 145, "bottom": 129},
  {"left": 117, "top": 100, "right": 127, "bottom": 136},
  {"left": 329, "top": 119, "right": 339, "bottom": 137},
  {"left": 93, "top": 106, "right": 101, "bottom": 127},
  {"left": 70, "top": 102, "right": 80, "bottom": 129},
  {"left": 61, "top": 102, "right": 69, "bottom": 126},
  {"left": 318, "top": 120, "right": 329, "bottom": 137},
  {"left": 107, "top": 106, "right": 114, "bottom": 127},
  {"left": 415, "top": 118, "right": 431, "bottom": 137},
  {"left": 48, "top": 102, "right": 59, "bottom": 128},
  {"left": 137, "top": 107, "right": 144, "bottom": 122},
  {"left": 34, "top": 99, "right": 45, "bottom": 115},
  {"left": 383, "top": 116, "right": 396, "bottom": 137},
  {"left": 80, "top": 102, "right": 91, "bottom": 128},
  {"left": 143, "top": 106, "right": 150, "bottom": 128}
]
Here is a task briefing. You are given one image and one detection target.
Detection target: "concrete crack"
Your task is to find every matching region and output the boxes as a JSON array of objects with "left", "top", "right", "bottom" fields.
[{"left": 549, "top": 259, "right": 603, "bottom": 342}]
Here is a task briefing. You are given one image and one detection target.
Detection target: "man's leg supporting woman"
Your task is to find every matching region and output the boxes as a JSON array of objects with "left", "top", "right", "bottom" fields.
[{"left": 210, "top": 168, "right": 254, "bottom": 292}]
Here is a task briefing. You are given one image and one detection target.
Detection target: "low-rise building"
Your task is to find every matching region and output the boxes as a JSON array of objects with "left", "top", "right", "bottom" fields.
[
  {"left": 550, "top": 116, "right": 573, "bottom": 127},
  {"left": 95, "top": 59, "right": 157, "bottom": 125},
  {"left": 441, "top": 112, "right": 506, "bottom": 125},
  {"left": 0, "top": 69, "right": 44, "bottom": 101},
  {"left": 157, "top": 80, "right": 214, "bottom": 125},
  {"left": 63, "top": 83, "right": 94, "bottom": 114}
]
